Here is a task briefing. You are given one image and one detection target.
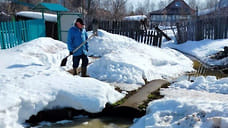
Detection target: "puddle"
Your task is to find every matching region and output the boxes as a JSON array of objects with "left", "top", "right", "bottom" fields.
[
  {"left": 176, "top": 60, "right": 228, "bottom": 82},
  {"left": 39, "top": 116, "right": 132, "bottom": 128},
  {"left": 190, "top": 60, "right": 228, "bottom": 78}
]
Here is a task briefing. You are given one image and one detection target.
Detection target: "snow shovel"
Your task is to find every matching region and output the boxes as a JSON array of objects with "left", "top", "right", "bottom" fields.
[{"left": 60, "top": 34, "right": 95, "bottom": 66}]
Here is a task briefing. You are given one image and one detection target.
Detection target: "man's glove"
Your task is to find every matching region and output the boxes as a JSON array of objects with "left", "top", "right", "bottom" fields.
[{"left": 69, "top": 51, "right": 73, "bottom": 55}]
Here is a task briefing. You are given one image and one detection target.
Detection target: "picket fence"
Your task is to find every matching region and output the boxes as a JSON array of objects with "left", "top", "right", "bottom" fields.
[
  {"left": 0, "top": 19, "right": 45, "bottom": 49},
  {"left": 176, "top": 16, "right": 228, "bottom": 43},
  {"left": 98, "top": 20, "right": 163, "bottom": 47}
]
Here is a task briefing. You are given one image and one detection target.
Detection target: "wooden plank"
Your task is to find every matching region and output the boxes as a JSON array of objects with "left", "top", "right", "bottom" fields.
[
  {"left": 120, "top": 79, "right": 169, "bottom": 109},
  {"left": 3, "top": 22, "right": 10, "bottom": 48},
  {"left": 140, "top": 31, "right": 144, "bottom": 43},
  {"left": 8, "top": 21, "right": 14, "bottom": 47},
  {"left": 146, "top": 31, "right": 150, "bottom": 45},
  {"left": 0, "top": 23, "right": 4, "bottom": 49},
  {"left": 158, "top": 32, "right": 162, "bottom": 48},
  {"left": 144, "top": 31, "right": 147, "bottom": 44},
  {"left": 150, "top": 31, "right": 153, "bottom": 46}
]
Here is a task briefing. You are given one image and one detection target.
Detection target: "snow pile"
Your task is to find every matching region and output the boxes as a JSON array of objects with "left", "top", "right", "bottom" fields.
[
  {"left": 165, "top": 39, "right": 228, "bottom": 66},
  {"left": 131, "top": 76, "right": 228, "bottom": 128},
  {"left": 171, "top": 76, "right": 228, "bottom": 94},
  {"left": 0, "top": 37, "right": 124, "bottom": 128},
  {"left": 88, "top": 30, "right": 194, "bottom": 85}
]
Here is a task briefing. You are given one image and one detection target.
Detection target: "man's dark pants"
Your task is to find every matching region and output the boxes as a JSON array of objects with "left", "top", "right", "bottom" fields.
[{"left": 72, "top": 54, "right": 88, "bottom": 68}]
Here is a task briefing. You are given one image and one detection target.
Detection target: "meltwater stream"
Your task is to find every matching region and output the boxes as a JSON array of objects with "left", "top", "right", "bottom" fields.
[{"left": 40, "top": 116, "right": 133, "bottom": 128}]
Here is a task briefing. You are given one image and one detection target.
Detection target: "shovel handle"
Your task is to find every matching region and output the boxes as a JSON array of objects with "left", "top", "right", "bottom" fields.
[{"left": 72, "top": 34, "right": 95, "bottom": 54}]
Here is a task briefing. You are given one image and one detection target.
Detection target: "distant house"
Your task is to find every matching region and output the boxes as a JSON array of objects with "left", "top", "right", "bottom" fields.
[{"left": 149, "top": 0, "right": 195, "bottom": 26}]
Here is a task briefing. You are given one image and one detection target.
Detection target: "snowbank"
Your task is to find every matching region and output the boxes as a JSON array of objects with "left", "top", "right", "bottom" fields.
[
  {"left": 88, "top": 30, "right": 194, "bottom": 85},
  {"left": 0, "top": 37, "right": 124, "bottom": 128},
  {"left": 165, "top": 39, "right": 228, "bottom": 66},
  {"left": 131, "top": 76, "right": 228, "bottom": 128}
]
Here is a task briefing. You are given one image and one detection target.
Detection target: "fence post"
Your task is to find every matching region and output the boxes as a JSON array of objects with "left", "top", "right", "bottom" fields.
[
  {"left": 0, "top": 23, "right": 5, "bottom": 49},
  {"left": 158, "top": 32, "right": 162, "bottom": 48},
  {"left": 176, "top": 22, "right": 183, "bottom": 44},
  {"left": 195, "top": 16, "right": 202, "bottom": 41}
]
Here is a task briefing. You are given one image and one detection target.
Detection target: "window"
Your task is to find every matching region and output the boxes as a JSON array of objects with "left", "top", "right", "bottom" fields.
[{"left": 175, "top": 2, "right": 181, "bottom": 7}]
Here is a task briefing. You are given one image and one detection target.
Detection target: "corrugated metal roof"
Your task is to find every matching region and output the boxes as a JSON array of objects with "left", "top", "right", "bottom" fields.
[{"left": 33, "top": 2, "right": 69, "bottom": 12}]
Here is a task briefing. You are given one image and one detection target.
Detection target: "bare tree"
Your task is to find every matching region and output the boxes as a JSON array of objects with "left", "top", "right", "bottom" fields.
[
  {"left": 205, "top": 0, "right": 219, "bottom": 8},
  {"left": 144, "top": 0, "right": 156, "bottom": 13},
  {"left": 135, "top": 2, "right": 146, "bottom": 15},
  {"left": 111, "top": 0, "right": 128, "bottom": 20},
  {"left": 134, "top": 0, "right": 156, "bottom": 15},
  {"left": 126, "top": 3, "right": 135, "bottom": 15},
  {"left": 188, "top": 0, "right": 197, "bottom": 9},
  {"left": 158, "top": 1, "right": 167, "bottom": 10}
]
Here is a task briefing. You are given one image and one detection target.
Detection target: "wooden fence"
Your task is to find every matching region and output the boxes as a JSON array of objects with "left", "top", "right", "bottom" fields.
[
  {"left": 98, "top": 20, "right": 163, "bottom": 47},
  {"left": 0, "top": 19, "right": 45, "bottom": 49},
  {"left": 176, "top": 16, "right": 228, "bottom": 43}
]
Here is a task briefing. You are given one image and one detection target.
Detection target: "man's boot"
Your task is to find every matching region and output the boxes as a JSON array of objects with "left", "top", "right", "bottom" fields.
[
  {"left": 73, "top": 68, "right": 77, "bottom": 75},
  {"left": 81, "top": 67, "right": 89, "bottom": 77}
]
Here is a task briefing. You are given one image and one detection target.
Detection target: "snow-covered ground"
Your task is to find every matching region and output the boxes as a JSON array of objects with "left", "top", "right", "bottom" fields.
[
  {"left": 87, "top": 30, "right": 193, "bottom": 89},
  {"left": 1, "top": 28, "right": 227, "bottom": 128},
  {"left": 163, "top": 39, "right": 228, "bottom": 66},
  {"left": 0, "top": 30, "right": 194, "bottom": 128},
  {"left": 0, "top": 37, "right": 124, "bottom": 128},
  {"left": 131, "top": 76, "right": 228, "bottom": 128},
  {"left": 131, "top": 29, "right": 228, "bottom": 128}
]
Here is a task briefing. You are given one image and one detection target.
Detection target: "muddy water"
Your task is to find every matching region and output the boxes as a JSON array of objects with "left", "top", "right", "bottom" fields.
[
  {"left": 189, "top": 60, "right": 228, "bottom": 79},
  {"left": 41, "top": 116, "right": 133, "bottom": 128}
]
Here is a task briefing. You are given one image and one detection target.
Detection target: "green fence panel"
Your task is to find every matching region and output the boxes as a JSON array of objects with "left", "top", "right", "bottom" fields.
[
  {"left": 15, "top": 21, "right": 22, "bottom": 45},
  {"left": 3, "top": 22, "right": 10, "bottom": 49},
  {"left": 23, "top": 20, "right": 28, "bottom": 42},
  {"left": 0, "top": 24, "right": 3, "bottom": 49},
  {"left": 8, "top": 21, "right": 14, "bottom": 47},
  {"left": 26, "top": 19, "right": 46, "bottom": 41},
  {"left": 0, "top": 19, "right": 45, "bottom": 49}
]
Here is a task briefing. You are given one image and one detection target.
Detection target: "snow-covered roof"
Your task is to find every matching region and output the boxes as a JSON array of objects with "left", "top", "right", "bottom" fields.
[
  {"left": 123, "top": 15, "right": 147, "bottom": 21},
  {"left": 16, "top": 11, "right": 57, "bottom": 22}
]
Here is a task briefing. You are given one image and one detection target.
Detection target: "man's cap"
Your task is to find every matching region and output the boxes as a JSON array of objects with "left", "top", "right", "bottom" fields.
[{"left": 76, "top": 18, "right": 84, "bottom": 25}]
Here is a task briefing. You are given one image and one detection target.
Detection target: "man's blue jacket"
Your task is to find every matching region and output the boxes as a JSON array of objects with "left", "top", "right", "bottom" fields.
[{"left": 67, "top": 26, "right": 88, "bottom": 56}]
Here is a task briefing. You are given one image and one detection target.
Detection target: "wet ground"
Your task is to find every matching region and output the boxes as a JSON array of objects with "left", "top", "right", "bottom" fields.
[
  {"left": 40, "top": 116, "right": 132, "bottom": 128},
  {"left": 28, "top": 58, "right": 228, "bottom": 128},
  {"left": 188, "top": 60, "right": 228, "bottom": 79}
]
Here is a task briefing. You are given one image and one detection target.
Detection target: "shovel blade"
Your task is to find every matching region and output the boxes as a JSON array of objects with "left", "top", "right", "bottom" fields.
[{"left": 60, "top": 57, "right": 68, "bottom": 66}]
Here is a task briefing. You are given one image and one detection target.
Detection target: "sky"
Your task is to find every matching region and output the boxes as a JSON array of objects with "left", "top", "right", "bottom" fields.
[{"left": 0, "top": 27, "right": 227, "bottom": 127}]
